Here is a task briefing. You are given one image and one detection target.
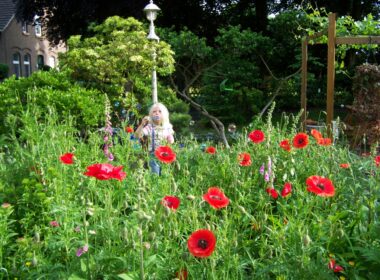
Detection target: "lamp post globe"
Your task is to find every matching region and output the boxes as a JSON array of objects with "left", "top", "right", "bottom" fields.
[{"left": 144, "top": 1, "right": 160, "bottom": 104}]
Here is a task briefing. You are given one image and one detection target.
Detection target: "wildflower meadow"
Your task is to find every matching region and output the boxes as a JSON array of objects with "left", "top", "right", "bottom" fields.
[{"left": 0, "top": 104, "right": 379, "bottom": 280}]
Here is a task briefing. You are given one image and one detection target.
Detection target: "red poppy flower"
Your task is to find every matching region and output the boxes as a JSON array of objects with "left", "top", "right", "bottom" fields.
[
  {"left": 328, "top": 259, "right": 344, "bottom": 273},
  {"left": 238, "top": 153, "right": 252, "bottom": 166},
  {"left": 84, "top": 163, "right": 126, "bottom": 181},
  {"left": 306, "top": 175, "right": 335, "bottom": 197},
  {"left": 293, "top": 133, "right": 309, "bottom": 149},
  {"left": 248, "top": 130, "right": 265, "bottom": 143},
  {"left": 281, "top": 182, "right": 292, "bottom": 197},
  {"left": 339, "top": 163, "right": 350, "bottom": 169},
  {"left": 203, "top": 187, "right": 229, "bottom": 209},
  {"left": 375, "top": 155, "right": 380, "bottom": 167},
  {"left": 310, "top": 129, "right": 322, "bottom": 140},
  {"left": 279, "top": 139, "right": 291, "bottom": 151},
  {"left": 187, "top": 229, "right": 216, "bottom": 258},
  {"left": 175, "top": 269, "right": 188, "bottom": 280},
  {"left": 161, "top": 196, "right": 180, "bottom": 210},
  {"left": 154, "top": 146, "right": 176, "bottom": 164},
  {"left": 317, "top": 138, "right": 332, "bottom": 146},
  {"left": 60, "top": 153, "right": 74, "bottom": 164},
  {"left": 205, "top": 146, "right": 216, "bottom": 154},
  {"left": 266, "top": 187, "right": 278, "bottom": 199},
  {"left": 125, "top": 126, "right": 134, "bottom": 133}
]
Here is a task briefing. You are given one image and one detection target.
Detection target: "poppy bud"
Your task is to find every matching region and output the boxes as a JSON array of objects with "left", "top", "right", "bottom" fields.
[
  {"left": 32, "top": 255, "right": 38, "bottom": 267},
  {"left": 149, "top": 232, "right": 156, "bottom": 240},
  {"left": 303, "top": 234, "right": 312, "bottom": 246},
  {"left": 172, "top": 178, "right": 178, "bottom": 192},
  {"left": 184, "top": 170, "right": 190, "bottom": 176},
  {"left": 175, "top": 161, "right": 181, "bottom": 171},
  {"left": 337, "top": 229, "right": 345, "bottom": 239},
  {"left": 238, "top": 205, "right": 248, "bottom": 215},
  {"left": 87, "top": 208, "right": 94, "bottom": 216},
  {"left": 186, "top": 195, "right": 195, "bottom": 200},
  {"left": 206, "top": 223, "right": 211, "bottom": 230},
  {"left": 164, "top": 206, "right": 171, "bottom": 217},
  {"left": 137, "top": 228, "right": 143, "bottom": 237},
  {"left": 143, "top": 242, "right": 151, "bottom": 250},
  {"left": 33, "top": 232, "right": 40, "bottom": 243},
  {"left": 122, "top": 227, "right": 128, "bottom": 241},
  {"left": 143, "top": 213, "right": 152, "bottom": 221}
]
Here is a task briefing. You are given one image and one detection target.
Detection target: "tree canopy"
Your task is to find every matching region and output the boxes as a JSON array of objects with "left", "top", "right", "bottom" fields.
[{"left": 15, "top": 0, "right": 380, "bottom": 45}]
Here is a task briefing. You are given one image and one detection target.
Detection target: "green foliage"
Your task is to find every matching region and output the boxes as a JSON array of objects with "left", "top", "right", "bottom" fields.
[
  {"left": 1, "top": 104, "right": 379, "bottom": 279},
  {"left": 0, "top": 64, "right": 9, "bottom": 80},
  {"left": 0, "top": 70, "right": 104, "bottom": 135},
  {"left": 60, "top": 16, "right": 175, "bottom": 99}
]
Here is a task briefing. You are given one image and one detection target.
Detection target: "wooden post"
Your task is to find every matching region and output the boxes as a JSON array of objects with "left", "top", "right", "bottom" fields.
[
  {"left": 326, "top": 13, "right": 336, "bottom": 138},
  {"left": 301, "top": 39, "right": 308, "bottom": 131}
]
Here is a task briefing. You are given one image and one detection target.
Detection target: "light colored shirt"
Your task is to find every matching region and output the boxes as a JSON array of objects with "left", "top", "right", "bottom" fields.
[{"left": 142, "top": 123, "right": 174, "bottom": 152}]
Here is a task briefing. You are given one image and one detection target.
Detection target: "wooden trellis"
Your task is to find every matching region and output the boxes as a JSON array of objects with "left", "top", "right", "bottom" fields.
[{"left": 301, "top": 13, "right": 380, "bottom": 136}]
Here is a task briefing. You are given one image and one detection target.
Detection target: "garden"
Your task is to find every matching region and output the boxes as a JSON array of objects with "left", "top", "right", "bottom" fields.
[{"left": 1, "top": 4, "right": 380, "bottom": 280}]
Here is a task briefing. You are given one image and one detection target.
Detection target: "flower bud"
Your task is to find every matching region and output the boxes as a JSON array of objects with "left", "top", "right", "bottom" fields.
[
  {"left": 32, "top": 256, "right": 38, "bottom": 267},
  {"left": 137, "top": 228, "right": 143, "bottom": 237},
  {"left": 33, "top": 232, "right": 40, "bottom": 243},
  {"left": 122, "top": 227, "right": 128, "bottom": 241},
  {"left": 149, "top": 232, "right": 156, "bottom": 240},
  {"left": 186, "top": 195, "right": 195, "bottom": 200},
  {"left": 143, "top": 242, "right": 151, "bottom": 250},
  {"left": 303, "top": 234, "right": 312, "bottom": 246}
]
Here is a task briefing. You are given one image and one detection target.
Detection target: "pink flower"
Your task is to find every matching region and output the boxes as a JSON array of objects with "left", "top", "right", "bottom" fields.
[
  {"left": 76, "top": 245, "right": 89, "bottom": 257},
  {"left": 1, "top": 202, "right": 11, "bottom": 208},
  {"left": 50, "top": 220, "right": 59, "bottom": 227}
]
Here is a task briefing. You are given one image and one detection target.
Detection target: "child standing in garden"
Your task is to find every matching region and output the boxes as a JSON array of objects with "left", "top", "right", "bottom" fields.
[{"left": 135, "top": 102, "right": 175, "bottom": 175}]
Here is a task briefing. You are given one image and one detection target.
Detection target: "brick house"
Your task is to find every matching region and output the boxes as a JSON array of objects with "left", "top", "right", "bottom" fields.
[{"left": 0, "top": 0, "right": 66, "bottom": 78}]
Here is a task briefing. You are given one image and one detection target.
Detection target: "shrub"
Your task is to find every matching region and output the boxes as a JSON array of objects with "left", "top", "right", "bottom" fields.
[{"left": 0, "top": 70, "right": 105, "bottom": 135}]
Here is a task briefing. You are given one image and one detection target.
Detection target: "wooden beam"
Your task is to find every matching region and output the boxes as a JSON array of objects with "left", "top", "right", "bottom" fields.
[
  {"left": 336, "top": 36, "right": 380, "bottom": 45},
  {"left": 301, "top": 39, "right": 308, "bottom": 130},
  {"left": 326, "top": 13, "right": 336, "bottom": 137}
]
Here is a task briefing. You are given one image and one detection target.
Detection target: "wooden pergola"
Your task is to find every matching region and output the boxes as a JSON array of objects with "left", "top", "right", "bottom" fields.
[{"left": 301, "top": 13, "right": 380, "bottom": 136}]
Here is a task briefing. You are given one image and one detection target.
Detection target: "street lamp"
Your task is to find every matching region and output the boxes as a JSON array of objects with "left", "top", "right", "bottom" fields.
[{"left": 144, "top": 0, "right": 160, "bottom": 104}]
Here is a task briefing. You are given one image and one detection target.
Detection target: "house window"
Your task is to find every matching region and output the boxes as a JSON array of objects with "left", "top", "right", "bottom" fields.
[
  {"left": 34, "top": 16, "right": 42, "bottom": 37},
  {"left": 49, "top": 56, "right": 56, "bottom": 68},
  {"left": 35, "top": 22, "right": 42, "bottom": 37},
  {"left": 37, "top": 55, "right": 44, "bottom": 70},
  {"left": 12, "top": 53, "right": 21, "bottom": 78},
  {"left": 22, "top": 22, "right": 29, "bottom": 34},
  {"left": 24, "top": 54, "right": 32, "bottom": 77}
]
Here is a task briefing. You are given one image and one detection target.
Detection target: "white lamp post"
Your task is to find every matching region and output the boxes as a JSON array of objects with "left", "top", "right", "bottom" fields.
[{"left": 144, "top": 0, "right": 160, "bottom": 104}]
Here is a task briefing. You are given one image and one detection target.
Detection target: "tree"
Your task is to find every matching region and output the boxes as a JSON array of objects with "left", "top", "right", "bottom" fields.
[{"left": 59, "top": 16, "right": 175, "bottom": 101}]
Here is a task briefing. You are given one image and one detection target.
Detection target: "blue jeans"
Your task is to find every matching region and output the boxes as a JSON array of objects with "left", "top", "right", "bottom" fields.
[{"left": 149, "top": 158, "right": 161, "bottom": 175}]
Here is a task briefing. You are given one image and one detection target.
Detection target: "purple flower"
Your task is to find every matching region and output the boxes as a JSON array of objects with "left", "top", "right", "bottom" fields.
[
  {"left": 264, "top": 172, "right": 270, "bottom": 182},
  {"left": 259, "top": 164, "right": 265, "bottom": 175},
  {"left": 76, "top": 245, "right": 89, "bottom": 257}
]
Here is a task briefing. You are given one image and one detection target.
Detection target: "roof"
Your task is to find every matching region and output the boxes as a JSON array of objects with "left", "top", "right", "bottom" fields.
[{"left": 0, "top": 0, "right": 16, "bottom": 32}]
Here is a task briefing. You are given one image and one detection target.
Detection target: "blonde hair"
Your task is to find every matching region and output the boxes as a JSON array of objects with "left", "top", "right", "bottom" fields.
[{"left": 149, "top": 102, "right": 173, "bottom": 129}]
